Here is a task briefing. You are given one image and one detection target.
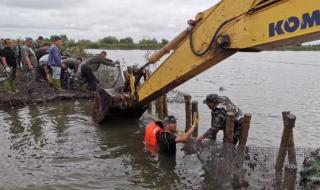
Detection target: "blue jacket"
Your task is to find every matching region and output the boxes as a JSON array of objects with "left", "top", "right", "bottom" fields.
[{"left": 48, "top": 45, "right": 61, "bottom": 67}]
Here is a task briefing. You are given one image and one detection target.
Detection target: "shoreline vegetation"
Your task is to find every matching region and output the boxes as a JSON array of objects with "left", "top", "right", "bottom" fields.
[
  {"left": 22, "top": 35, "right": 320, "bottom": 53},
  {"left": 49, "top": 35, "right": 169, "bottom": 52},
  {"left": 57, "top": 35, "right": 320, "bottom": 52}
]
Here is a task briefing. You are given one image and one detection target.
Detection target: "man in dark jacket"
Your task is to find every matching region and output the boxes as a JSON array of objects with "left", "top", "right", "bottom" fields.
[
  {"left": 1, "top": 39, "right": 18, "bottom": 93},
  {"left": 197, "top": 94, "right": 243, "bottom": 145},
  {"left": 77, "top": 51, "right": 118, "bottom": 91}
]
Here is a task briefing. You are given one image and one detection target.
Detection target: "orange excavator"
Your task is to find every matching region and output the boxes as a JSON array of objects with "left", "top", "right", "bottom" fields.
[{"left": 93, "top": 0, "right": 320, "bottom": 123}]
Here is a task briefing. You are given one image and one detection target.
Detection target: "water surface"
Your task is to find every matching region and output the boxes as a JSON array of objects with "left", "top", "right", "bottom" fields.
[{"left": 1, "top": 50, "right": 320, "bottom": 189}]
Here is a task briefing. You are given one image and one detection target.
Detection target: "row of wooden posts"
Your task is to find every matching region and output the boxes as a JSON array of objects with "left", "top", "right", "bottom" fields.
[
  {"left": 275, "top": 112, "right": 298, "bottom": 190},
  {"left": 151, "top": 94, "right": 299, "bottom": 188},
  {"left": 151, "top": 94, "right": 252, "bottom": 148},
  {"left": 151, "top": 94, "right": 201, "bottom": 137}
]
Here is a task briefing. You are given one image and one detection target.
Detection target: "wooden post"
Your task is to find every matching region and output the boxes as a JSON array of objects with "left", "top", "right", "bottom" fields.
[
  {"left": 155, "top": 98, "right": 159, "bottom": 116},
  {"left": 191, "top": 101, "right": 199, "bottom": 137},
  {"left": 225, "top": 112, "right": 235, "bottom": 144},
  {"left": 147, "top": 102, "right": 153, "bottom": 114},
  {"left": 155, "top": 97, "right": 164, "bottom": 120},
  {"left": 238, "top": 113, "right": 252, "bottom": 151},
  {"left": 275, "top": 112, "right": 296, "bottom": 190},
  {"left": 184, "top": 95, "right": 192, "bottom": 132},
  {"left": 283, "top": 113, "right": 297, "bottom": 166},
  {"left": 162, "top": 94, "right": 168, "bottom": 118},
  {"left": 159, "top": 97, "right": 164, "bottom": 120},
  {"left": 282, "top": 164, "right": 297, "bottom": 190}
]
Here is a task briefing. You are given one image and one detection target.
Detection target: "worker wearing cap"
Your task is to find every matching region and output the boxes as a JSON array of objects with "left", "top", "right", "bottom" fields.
[
  {"left": 197, "top": 94, "right": 243, "bottom": 145},
  {"left": 157, "top": 115, "right": 197, "bottom": 157}
]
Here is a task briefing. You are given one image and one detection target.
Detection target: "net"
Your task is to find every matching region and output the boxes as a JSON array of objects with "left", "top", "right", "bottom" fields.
[{"left": 186, "top": 140, "right": 319, "bottom": 190}]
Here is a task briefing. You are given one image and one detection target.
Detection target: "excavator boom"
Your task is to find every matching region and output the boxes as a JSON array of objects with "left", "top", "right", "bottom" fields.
[{"left": 93, "top": 0, "right": 320, "bottom": 123}]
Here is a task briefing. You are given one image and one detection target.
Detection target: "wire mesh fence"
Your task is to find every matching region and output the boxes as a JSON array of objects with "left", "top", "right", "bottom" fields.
[{"left": 188, "top": 140, "right": 319, "bottom": 190}]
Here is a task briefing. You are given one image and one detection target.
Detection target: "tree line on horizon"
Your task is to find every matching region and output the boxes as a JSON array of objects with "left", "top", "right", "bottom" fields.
[
  {"left": 45, "top": 35, "right": 169, "bottom": 50},
  {"left": 11, "top": 34, "right": 320, "bottom": 51}
]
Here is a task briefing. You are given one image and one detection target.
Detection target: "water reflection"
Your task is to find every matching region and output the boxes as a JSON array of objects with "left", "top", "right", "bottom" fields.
[
  {"left": 0, "top": 101, "right": 210, "bottom": 189},
  {"left": 1, "top": 50, "right": 320, "bottom": 189}
]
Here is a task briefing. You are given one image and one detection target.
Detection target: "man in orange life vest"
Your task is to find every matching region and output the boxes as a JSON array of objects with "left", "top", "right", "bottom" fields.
[
  {"left": 145, "top": 116, "right": 196, "bottom": 156},
  {"left": 145, "top": 121, "right": 164, "bottom": 154}
]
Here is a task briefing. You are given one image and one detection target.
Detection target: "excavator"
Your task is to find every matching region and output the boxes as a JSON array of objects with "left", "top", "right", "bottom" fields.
[{"left": 93, "top": 0, "right": 320, "bottom": 123}]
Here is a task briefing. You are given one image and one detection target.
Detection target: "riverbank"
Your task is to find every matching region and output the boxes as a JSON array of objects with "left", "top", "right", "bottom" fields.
[{"left": 0, "top": 72, "right": 94, "bottom": 107}]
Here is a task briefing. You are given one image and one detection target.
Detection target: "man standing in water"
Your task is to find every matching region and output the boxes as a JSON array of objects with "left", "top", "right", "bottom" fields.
[
  {"left": 157, "top": 115, "right": 197, "bottom": 157},
  {"left": 197, "top": 94, "right": 243, "bottom": 145},
  {"left": 48, "top": 36, "right": 63, "bottom": 92}
]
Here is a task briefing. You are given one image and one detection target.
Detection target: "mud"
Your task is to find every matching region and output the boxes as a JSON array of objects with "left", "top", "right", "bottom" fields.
[{"left": 0, "top": 71, "right": 94, "bottom": 107}]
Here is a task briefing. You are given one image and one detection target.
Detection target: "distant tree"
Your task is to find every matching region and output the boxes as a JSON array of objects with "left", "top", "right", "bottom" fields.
[
  {"left": 50, "top": 34, "right": 68, "bottom": 41},
  {"left": 60, "top": 34, "right": 68, "bottom": 41},
  {"left": 119, "top": 37, "right": 134, "bottom": 44},
  {"left": 50, "top": 35, "right": 58, "bottom": 41},
  {"left": 139, "top": 38, "right": 158, "bottom": 45},
  {"left": 99, "top": 36, "right": 119, "bottom": 44},
  {"left": 161, "top": 39, "right": 169, "bottom": 46}
]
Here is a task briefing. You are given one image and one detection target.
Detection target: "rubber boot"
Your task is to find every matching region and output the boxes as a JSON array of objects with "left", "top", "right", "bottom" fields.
[
  {"left": 3, "top": 80, "right": 12, "bottom": 94},
  {"left": 53, "top": 79, "right": 62, "bottom": 93},
  {"left": 4, "top": 80, "right": 16, "bottom": 95}
]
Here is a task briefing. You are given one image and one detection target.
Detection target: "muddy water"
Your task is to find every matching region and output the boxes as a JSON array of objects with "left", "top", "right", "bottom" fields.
[
  {"left": 96, "top": 50, "right": 320, "bottom": 147},
  {"left": 0, "top": 101, "right": 209, "bottom": 190},
  {"left": 0, "top": 50, "right": 320, "bottom": 189}
]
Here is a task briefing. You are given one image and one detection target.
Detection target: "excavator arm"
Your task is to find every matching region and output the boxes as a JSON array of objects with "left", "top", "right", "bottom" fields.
[
  {"left": 93, "top": 0, "right": 320, "bottom": 123},
  {"left": 137, "top": 0, "right": 320, "bottom": 104}
]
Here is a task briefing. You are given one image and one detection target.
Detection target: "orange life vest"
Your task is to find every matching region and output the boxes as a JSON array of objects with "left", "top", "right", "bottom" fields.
[{"left": 145, "top": 122, "right": 163, "bottom": 146}]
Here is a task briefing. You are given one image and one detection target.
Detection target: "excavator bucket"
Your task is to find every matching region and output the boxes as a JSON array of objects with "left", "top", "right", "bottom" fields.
[
  {"left": 92, "top": 64, "right": 149, "bottom": 123},
  {"left": 92, "top": 86, "right": 148, "bottom": 123}
]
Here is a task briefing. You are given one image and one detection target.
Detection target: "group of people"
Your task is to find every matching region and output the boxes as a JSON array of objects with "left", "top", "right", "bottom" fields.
[
  {"left": 0, "top": 36, "right": 118, "bottom": 94},
  {"left": 145, "top": 94, "right": 243, "bottom": 157}
]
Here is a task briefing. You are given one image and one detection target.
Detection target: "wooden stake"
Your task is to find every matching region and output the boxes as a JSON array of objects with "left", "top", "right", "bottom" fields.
[
  {"left": 155, "top": 97, "right": 164, "bottom": 120},
  {"left": 158, "top": 97, "right": 164, "bottom": 120},
  {"left": 184, "top": 95, "right": 192, "bottom": 132},
  {"left": 282, "top": 112, "right": 297, "bottom": 165},
  {"left": 282, "top": 164, "right": 297, "bottom": 190},
  {"left": 147, "top": 102, "right": 153, "bottom": 114},
  {"left": 275, "top": 112, "right": 296, "bottom": 190},
  {"left": 225, "top": 112, "right": 235, "bottom": 144},
  {"left": 239, "top": 113, "right": 252, "bottom": 151},
  {"left": 191, "top": 101, "right": 199, "bottom": 137},
  {"left": 163, "top": 94, "right": 168, "bottom": 118}
]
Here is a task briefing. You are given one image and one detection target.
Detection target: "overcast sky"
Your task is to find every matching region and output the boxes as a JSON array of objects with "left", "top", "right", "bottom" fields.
[{"left": 0, "top": 0, "right": 219, "bottom": 42}]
